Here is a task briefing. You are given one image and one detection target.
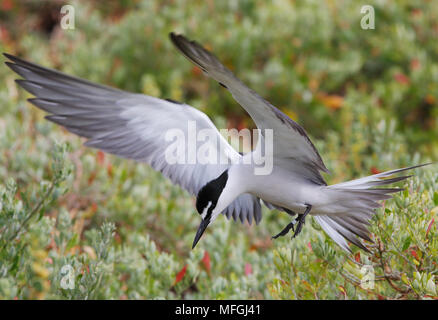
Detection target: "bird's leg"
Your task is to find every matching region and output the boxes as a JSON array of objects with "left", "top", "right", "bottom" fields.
[
  {"left": 271, "top": 208, "right": 297, "bottom": 239},
  {"left": 272, "top": 221, "right": 296, "bottom": 239},
  {"left": 292, "top": 204, "right": 312, "bottom": 239},
  {"left": 283, "top": 208, "right": 297, "bottom": 217}
]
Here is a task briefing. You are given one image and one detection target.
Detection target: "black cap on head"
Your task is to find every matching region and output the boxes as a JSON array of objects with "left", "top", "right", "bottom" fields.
[
  {"left": 192, "top": 170, "right": 229, "bottom": 249},
  {"left": 195, "top": 169, "right": 228, "bottom": 216}
]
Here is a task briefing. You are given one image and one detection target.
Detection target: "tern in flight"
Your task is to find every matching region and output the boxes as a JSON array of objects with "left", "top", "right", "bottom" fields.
[{"left": 4, "top": 33, "right": 429, "bottom": 252}]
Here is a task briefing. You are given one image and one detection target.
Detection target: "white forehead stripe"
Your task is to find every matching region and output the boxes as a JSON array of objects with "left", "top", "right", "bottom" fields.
[{"left": 201, "top": 201, "right": 212, "bottom": 219}]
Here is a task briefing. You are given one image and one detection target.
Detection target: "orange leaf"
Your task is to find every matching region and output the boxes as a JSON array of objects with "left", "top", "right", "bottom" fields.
[
  {"left": 191, "top": 66, "right": 202, "bottom": 77},
  {"left": 425, "top": 94, "right": 436, "bottom": 105},
  {"left": 410, "top": 249, "right": 419, "bottom": 260},
  {"left": 107, "top": 164, "right": 113, "bottom": 177},
  {"left": 308, "top": 78, "right": 319, "bottom": 91},
  {"left": 370, "top": 167, "right": 381, "bottom": 174},
  {"left": 410, "top": 59, "right": 420, "bottom": 71},
  {"left": 174, "top": 264, "right": 187, "bottom": 285},
  {"left": 411, "top": 8, "right": 422, "bottom": 17},
  {"left": 87, "top": 172, "right": 96, "bottom": 185},
  {"left": 355, "top": 252, "right": 361, "bottom": 263},
  {"left": 202, "top": 251, "right": 211, "bottom": 273},
  {"left": 1, "top": 0, "right": 14, "bottom": 11},
  {"left": 96, "top": 151, "right": 105, "bottom": 165},
  {"left": 301, "top": 280, "right": 313, "bottom": 292},
  {"left": 318, "top": 93, "right": 344, "bottom": 110}
]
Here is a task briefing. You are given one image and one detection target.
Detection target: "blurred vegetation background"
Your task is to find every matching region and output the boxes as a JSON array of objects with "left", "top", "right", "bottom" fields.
[{"left": 0, "top": 0, "right": 437, "bottom": 299}]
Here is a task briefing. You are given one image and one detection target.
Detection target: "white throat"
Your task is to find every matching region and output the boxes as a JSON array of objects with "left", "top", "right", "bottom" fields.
[{"left": 210, "top": 166, "right": 246, "bottom": 221}]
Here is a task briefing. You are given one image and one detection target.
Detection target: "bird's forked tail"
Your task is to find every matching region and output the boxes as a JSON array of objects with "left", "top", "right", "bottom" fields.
[{"left": 313, "top": 163, "right": 431, "bottom": 252}]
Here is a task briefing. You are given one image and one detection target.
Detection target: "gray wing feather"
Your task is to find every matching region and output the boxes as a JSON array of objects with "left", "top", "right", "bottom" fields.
[
  {"left": 169, "top": 33, "right": 329, "bottom": 185},
  {"left": 4, "top": 53, "right": 262, "bottom": 225}
]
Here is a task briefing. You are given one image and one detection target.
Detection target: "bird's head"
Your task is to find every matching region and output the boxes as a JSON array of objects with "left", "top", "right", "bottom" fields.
[{"left": 192, "top": 169, "right": 229, "bottom": 249}]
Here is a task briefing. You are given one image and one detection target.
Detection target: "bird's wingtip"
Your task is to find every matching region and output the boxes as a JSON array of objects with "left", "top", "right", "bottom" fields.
[
  {"left": 3, "top": 52, "right": 13, "bottom": 60},
  {"left": 4, "top": 60, "right": 15, "bottom": 70},
  {"left": 169, "top": 32, "right": 190, "bottom": 45},
  {"left": 169, "top": 31, "right": 179, "bottom": 40},
  {"left": 422, "top": 162, "right": 434, "bottom": 167},
  {"left": 3, "top": 53, "right": 21, "bottom": 67}
]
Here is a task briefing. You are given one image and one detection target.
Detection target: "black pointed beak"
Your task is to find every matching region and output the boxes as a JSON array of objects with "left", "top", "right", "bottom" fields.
[{"left": 192, "top": 219, "right": 210, "bottom": 249}]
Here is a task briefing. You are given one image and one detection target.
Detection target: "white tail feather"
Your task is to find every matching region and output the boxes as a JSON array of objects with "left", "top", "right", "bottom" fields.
[{"left": 315, "top": 163, "right": 431, "bottom": 252}]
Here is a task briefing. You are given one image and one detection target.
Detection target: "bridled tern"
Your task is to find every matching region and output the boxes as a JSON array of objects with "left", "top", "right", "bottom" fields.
[{"left": 4, "top": 32, "right": 430, "bottom": 252}]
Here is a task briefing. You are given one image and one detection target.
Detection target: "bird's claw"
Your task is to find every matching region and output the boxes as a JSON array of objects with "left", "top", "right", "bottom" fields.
[
  {"left": 272, "top": 204, "right": 312, "bottom": 240},
  {"left": 272, "top": 221, "right": 295, "bottom": 239},
  {"left": 292, "top": 215, "right": 306, "bottom": 239}
]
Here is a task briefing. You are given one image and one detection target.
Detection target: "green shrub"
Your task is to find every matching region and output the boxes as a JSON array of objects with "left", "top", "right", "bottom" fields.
[{"left": 0, "top": 0, "right": 436, "bottom": 299}]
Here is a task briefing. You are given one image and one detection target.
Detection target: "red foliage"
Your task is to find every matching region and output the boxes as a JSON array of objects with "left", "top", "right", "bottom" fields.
[
  {"left": 394, "top": 73, "right": 410, "bottom": 85},
  {"left": 96, "top": 150, "right": 105, "bottom": 165},
  {"left": 0, "top": 25, "right": 11, "bottom": 43},
  {"left": 1, "top": 0, "right": 14, "bottom": 11},
  {"left": 245, "top": 263, "right": 252, "bottom": 276},
  {"left": 174, "top": 264, "right": 187, "bottom": 285},
  {"left": 191, "top": 66, "right": 202, "bottom": 77},
  {"left": 107, "top": 163, "right": 113, "bottom": 178},
  {"left": 338, "top": 285, "right": 347, "bottom": 299},
  {"left": 410, "top": 249, "right": 419, "bottom": 260},
  {"left": 370, "top": 166, "right": 381, "bottom": 174},
  {"left": 87, "top": 172, "right": 96, "bottom": 185},
  {"left": 202, "top": 251, "right": 211, "bottom": 273},
  {"left": 355, "top": 252, "right": 361, "bottom": 263}
]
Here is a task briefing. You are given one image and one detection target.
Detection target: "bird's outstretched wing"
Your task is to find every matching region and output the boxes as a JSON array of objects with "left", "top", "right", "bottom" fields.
[
  {"left": 170, "top": 33, "right": 328, "bottom": 185},
  {"left": 4, "top": 53, "right": 262, "bottom": 224}
]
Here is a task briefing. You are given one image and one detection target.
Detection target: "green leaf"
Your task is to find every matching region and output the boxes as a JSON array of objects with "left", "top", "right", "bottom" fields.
[
  {"left": 66, "top": 234, "right": 79, "bottom": 252},
  {"left": 402, "top": 236, "right": 411, "bottom": 251},
  {"left": 433, "top": 192, "right": 438, "bottom": 206}
]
